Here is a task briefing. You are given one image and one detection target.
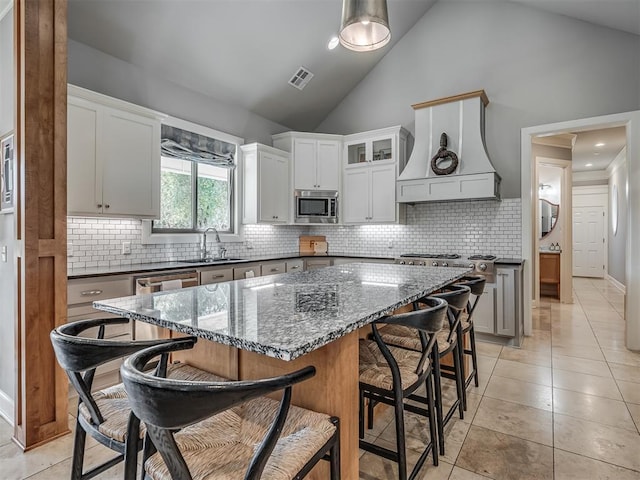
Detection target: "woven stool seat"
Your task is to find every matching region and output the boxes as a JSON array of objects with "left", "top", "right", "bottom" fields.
[
  {"left": 379, "top": 324, "right": 421, "bottom": 351},
  {"left": 78, "top": 363, "right": 227, "bottom": 443},
  {"left": 145, "top": 396, "right": 337, "bottom": 480},
  {"left": 359, "top": 339, "right": 426, "bottom": 391},
  {"left": 435, "top": 328, "right": 457, "bottom": 354}
]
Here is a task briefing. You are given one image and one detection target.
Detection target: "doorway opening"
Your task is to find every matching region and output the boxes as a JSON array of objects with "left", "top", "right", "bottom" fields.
[{"left": 520, "top": 111, "right": 638, "bottom": 350}]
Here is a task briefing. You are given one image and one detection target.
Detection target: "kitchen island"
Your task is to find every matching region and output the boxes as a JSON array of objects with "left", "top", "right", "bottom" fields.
[{"left": 94, "top": 263, "right": 470, "bottom": 478}]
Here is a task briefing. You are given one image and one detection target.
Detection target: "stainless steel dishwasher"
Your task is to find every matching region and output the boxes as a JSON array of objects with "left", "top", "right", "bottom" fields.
[{"left": 133, "top": 270, "right": 199, "bottom": 339}]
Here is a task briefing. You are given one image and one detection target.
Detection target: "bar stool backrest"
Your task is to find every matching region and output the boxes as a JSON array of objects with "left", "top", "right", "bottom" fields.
[
  {"left": 372, "top": 297, "right": 448, "bottom": 378},
  {"left": 457, "top": 275, "right": 486, "bottom": 297},
  {"left": 430, "top": 285, "right": 471, "bottom": 342},
  {"left": 120, "top": 338, "right": 317, "bottom": 480},
  {"left": 50, "top": 317, "right": 175, "bottom": 426}
]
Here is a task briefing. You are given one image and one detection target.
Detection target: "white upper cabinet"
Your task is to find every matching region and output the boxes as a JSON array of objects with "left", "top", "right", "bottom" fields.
[
  {"left": 342, "top": 126, "right": 408, "bottom": 224},
  {"left": 67, "top": 85, "right": 163, "bottom": 218},
  {"left": 272, "top": 132, "right": 342, "bottom": 191},
  {"left": 241, "top": 143, "right": 290, "bottom": 224}
]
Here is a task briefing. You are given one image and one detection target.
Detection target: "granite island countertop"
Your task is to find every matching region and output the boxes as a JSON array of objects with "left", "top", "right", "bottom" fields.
[{"left": 94, "top": 263, "right": 470, "bottom": 361}]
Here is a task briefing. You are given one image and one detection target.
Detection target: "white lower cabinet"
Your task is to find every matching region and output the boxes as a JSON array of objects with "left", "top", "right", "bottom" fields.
[
  {"left": 241, "top": 143, "right": 290, "bottom": 224},
  {"left": 286, "top": 259, "right": 304, "bottom": 272},
  {"left": 67, "top": 85, "right": 162, "bottom": 218},
  {"left": 305, "top": 258, "right": 331, "bottom": 270},
  {"left": 199, "top": 267, "right": 233, "bottom": 285},
  {"left": 261, "top": 261, "right": 286, "bottom": 276},
  {"left": 473, "top": 283, "right": 496, "bottom": 335},
  {"left": 233, "top": 264, "right": 261, "bottom": 280},
  {"left": 67, "top": 275, "right": 134, "bottom": 392}
]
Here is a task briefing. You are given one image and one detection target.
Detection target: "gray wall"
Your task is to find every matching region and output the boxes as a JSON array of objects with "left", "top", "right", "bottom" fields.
[
  {"left": 608, "top": 153, "right": 627, "bottom": 285},
  {"left": 316, "top": 1, "right": 640, "bottom": 198},
  {"left": 0, "top": 7, "right": 14, "bottom": 412},
  {"left": 68, "top": 40, "right": 290, "bottom": 145}
]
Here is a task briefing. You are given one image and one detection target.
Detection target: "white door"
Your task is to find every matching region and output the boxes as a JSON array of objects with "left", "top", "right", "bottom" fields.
[
  {"left": 102, "top": 107, "right": 160, "bottom": 217},
  {"left": 573, "top": 206, "right": 605, "bottom": 277},
  {"left": 343, "top": 167, "right": 369, "bottom": 223},
  {"left": 370, "top": 164, "right": 396, "bottom": 222},
  {"left": 259, "top": 152, "right": 288, "bottom": 223},
  {"left": 293, "top": 139, "right": 316, "bottom": 189},
  {"left": 67, "top": 98, "right": 101, "bottom": 215},
  {"left": 316, "top": 140, "right": 340, "bottom": 190}
]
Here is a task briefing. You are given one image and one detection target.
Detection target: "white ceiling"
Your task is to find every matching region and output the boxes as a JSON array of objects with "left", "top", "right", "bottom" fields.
[
  {"left": 67, "top": 0, "right": 438, "bottom": 131},
  {"left": 570, "top": 126, "right": 626, "bottom": 172},
  {"left": 67, "top": 0, "right": 640, "bottom": 131}
]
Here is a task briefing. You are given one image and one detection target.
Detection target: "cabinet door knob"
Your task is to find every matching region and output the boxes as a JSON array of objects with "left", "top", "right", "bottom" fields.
[
  {"left": 105, "top": 204, "right": 110, "bottom": 209},
  {"left": 97, "top": 204, "right": 102, "bottom": 208}
]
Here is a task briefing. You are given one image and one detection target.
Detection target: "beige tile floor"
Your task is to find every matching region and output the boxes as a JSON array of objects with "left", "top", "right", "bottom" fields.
[{"left": 1, "top": 277, "right": 639, "bottom": 479}]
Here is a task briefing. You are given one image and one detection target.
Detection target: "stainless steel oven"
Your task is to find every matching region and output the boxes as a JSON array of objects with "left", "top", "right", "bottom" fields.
[{"left": 294, "top": 190, "right": 338, "bottom": 224}]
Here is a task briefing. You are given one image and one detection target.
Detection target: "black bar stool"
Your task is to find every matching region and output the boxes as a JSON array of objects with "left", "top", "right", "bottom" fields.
[
  {"left": 358, "top": 297, "right": 447, "bottom": 480},
  {"left": 380, "top": 284, "right": 470, "bottom": 456},
  {"left": 50, "top": 317, "right": 227, "bottom": 480},
  {"left": 456, "top": 275, "right": 486, "bottom": 391},
  {"left": 120, "top": 337, "right": 341, "bottom": 480}
]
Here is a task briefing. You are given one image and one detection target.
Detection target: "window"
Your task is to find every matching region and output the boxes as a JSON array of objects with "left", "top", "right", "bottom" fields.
[{"left": 152, "top": 122, "right": 240, "bottom": 235}]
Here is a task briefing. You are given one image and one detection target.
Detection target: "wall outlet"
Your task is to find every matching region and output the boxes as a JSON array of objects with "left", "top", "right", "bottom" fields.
[
  {"left": 67, "top": 242, "right": 73, "bottom": 257},
  {"left": 122, "top": 241, "right": 131, "bottom": 255},
  {"left": 245, "top": 240, "right": 253, "bottom": 249},
  {"left": 388, "top": 240, "right": 394, "bottom": 249}
]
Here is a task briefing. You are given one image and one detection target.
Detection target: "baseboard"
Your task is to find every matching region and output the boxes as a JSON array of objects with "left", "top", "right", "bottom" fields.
[
  {"left": 606, "top": 274, "right": 626, "bottom": 294},
  {"left": 0, "top": 389, "right": 14, "bottom": 426}
]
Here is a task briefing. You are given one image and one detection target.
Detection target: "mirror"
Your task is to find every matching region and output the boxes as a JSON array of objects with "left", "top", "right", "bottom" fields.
[
  {"left": 612, "top": 184, "right": 618, "bottom": 236},
  {"left": 539, "top": 198, "right": 559, "bottom": 239}
]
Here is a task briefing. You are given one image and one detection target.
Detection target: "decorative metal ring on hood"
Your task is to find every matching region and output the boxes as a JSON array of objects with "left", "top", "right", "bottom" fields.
[{"left": 431, "top": 132, "right": 458, "bottom": 176}]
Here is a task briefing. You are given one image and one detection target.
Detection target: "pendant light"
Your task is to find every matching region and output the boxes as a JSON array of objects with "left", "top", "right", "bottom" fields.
[{"left": 339, "top": 0, "right": 391, "bottom": 52}]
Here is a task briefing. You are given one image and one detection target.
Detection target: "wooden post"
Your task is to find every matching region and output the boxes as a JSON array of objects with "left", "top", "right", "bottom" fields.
[{"left": 13, "top": 0, "right": 69, "bottom": 450}]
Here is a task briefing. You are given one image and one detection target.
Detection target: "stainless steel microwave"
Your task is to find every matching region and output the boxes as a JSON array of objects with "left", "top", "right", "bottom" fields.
[{"left": 294, "top": 190, "right": 338, "bottom": 224}]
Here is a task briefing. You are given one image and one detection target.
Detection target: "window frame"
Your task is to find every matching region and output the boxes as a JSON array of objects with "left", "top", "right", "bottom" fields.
[{"left": 142, "top": 116, "right": 244, "bottom": 245}]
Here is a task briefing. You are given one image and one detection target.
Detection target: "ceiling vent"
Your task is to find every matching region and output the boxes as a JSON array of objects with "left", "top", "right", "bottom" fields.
[{"left": 288, "top": 67, "right": 314, "bottom": 90}]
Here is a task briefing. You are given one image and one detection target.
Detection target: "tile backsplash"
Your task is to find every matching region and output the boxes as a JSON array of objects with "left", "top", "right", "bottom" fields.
[{"left": 67, "top": 198, "right": 521, "bottom": 269}]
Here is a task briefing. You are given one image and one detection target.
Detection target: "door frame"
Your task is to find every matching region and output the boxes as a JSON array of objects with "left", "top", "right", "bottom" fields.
[
  {"left": 534, "top": 157, "right": 572, "bottom": 305},
  {"left": 521, "top": 111, "right": 639, "bottom": 350}
]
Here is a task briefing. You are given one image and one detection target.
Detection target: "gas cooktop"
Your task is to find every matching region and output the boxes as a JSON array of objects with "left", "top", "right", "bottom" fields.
[{"left": 399, "top": 253, "right": 461, "bottom": 260}]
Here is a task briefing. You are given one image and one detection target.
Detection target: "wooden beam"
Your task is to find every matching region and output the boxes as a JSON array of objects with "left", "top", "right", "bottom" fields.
[
  {"left": 412, "top": 89, "right": 489, "bottom": 110},
  {"left": 13, "top": 0, "right": 68, "bottom": 450}
]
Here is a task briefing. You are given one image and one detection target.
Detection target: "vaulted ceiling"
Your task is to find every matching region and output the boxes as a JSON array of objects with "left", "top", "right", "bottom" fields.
[{"left": 67, "top": 0, "right": 640, "bottom": 131}]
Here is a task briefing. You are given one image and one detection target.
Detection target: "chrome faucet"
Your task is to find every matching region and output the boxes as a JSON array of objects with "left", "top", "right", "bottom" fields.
[{"left": 200, "top": 227, "right": 222, "bottom": 260}]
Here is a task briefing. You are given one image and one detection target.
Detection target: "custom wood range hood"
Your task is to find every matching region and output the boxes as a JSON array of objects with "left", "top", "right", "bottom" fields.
[{"left": 397, "top": 90, "right": 501, "bottom": 203}]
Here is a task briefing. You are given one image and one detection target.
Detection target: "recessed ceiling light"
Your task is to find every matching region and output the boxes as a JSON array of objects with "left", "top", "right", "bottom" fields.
[
  {"left": 327, "top": 36, "right": 339, "bottom": 50},
  {"left": 595, "top": 142, "right": 605, "bottom": 147},
  {"left": 585, "top": 163, "right": 593, "bottom": 167}
]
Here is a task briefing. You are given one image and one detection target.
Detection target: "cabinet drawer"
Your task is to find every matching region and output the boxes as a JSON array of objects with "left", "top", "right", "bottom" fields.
[
  {"left": 286, "top": 259, "right": 304, "bottom": 273},
  {"left": 233, "top": 265, "right": 261, "bottom": 280},
  {"left": 67, "top": 312, "right": 133, "bottom": 339},
  {"left": 68, "top": 277, "right": 132, "bottom": 305},
  {"left": 305, "top": 258, "right": 331, "bottom": 270},
  {"left": 199, "top": 268, "right": 233, "bottom": 285},
  {"left": 262, "top": 262, "right": 286, "bottom": 276}
]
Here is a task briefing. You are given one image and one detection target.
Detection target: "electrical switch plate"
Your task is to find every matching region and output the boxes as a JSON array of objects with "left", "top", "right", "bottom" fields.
[
  {"left": 1, "top": 245, "right": 6, "bottom": 263},
  {"left": 388, "top": 240, "right": 394, "bottom": 249},
  {"left": 245, "top": 240, "right": 253, "bottom": 249},
  {"left": 122, "top": 241, "right": 131, "bottom": 255},
  {"left": 67, "top": 242, "right": 73, "bottom": 257}
]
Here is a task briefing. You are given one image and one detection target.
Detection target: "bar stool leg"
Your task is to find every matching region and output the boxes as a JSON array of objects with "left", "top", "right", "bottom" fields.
[
  {"left": 70, "top": 419, "right": 86, "bottom": 480},
  {"left": 453, "top": 344, "right": 465, "bottom": 420},
  {"left": 393, "top": 393, "right": 408, "bottom": 480},
  {"left": 425, "top": 374, "right": 439, "bottom": 467},
  {"left": 457, "top": 327, "right": 468, "bottom": 411},
  {"left": 470, "top": 327, "right": 480, "bottom": 387},
  {"left": 330, "top": 418, "right": 341, "bottom": 480},
  {"left": 432, "top": 350, "right": 445, "bottom": 456},
  {"left": 359, "top": 390, "right": 365, "bottom": 439}
]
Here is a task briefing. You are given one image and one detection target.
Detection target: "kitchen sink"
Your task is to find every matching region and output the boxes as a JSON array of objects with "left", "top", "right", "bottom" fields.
[{"left": 177, "top": 257, "right": 245, "bottom": 264}]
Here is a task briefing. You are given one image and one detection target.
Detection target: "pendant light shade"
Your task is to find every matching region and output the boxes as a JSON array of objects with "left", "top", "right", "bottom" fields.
[{"left": 339, "top": 0, "right": 391, "bottom": 52}]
